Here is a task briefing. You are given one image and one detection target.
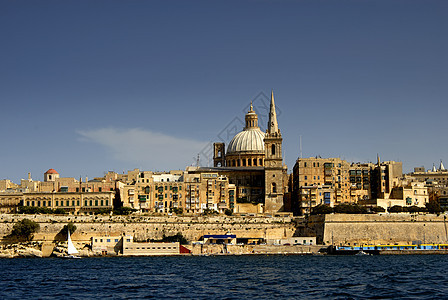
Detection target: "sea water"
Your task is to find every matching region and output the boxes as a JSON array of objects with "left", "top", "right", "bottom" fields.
[{"left": 1, "top": 255, "right": 447, "bottom": 299}]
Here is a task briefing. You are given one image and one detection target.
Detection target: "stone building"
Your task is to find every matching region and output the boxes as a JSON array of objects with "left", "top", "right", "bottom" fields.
[
  {"left": 292, "top": 155, "right": 406, "bottom": 214},
  {"left": 403, "top": 161, "right": 448, "bottom": 205},
  {"left": 349, "top": 162, "right": 374, "bottom": 202},
  {"left": 209, "top": 91, "right": 288, "bottom": 213},
  {"left": 370, "top": 157, "right": 403, "bottom": 200},
  {"left": 119, "top": 169, "right": 236, "bottom": 214},
  {"left": 0, "top": 169, "right": 117, "bottom": 214},
  {"left": 292, "top": 157, "right": 351, "bottom": 215}
]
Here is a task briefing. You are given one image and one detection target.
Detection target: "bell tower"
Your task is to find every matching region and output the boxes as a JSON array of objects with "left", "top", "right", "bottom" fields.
[
  {"left": 264, "top": 90, "right": 284, "bottom": 212},
  {"left": 213, "top": 143, "right": 226, "bottom": 167}
]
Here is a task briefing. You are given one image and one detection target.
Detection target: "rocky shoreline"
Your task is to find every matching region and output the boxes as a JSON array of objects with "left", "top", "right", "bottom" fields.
[{"left": 0, "top": 241, "right": 99, "bottom": 258}]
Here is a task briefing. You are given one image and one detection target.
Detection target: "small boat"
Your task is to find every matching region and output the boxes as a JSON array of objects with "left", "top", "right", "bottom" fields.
[
  {"left": 63, "top": 229, "right": 81, "bottom": 259},
  {"left": 355, "top": 250, "right": 371, "bottom": 256}
]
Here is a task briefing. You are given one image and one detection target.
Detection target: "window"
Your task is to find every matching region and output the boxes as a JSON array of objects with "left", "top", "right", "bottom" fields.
[
  {"left": 85, "top": 200, "right": 88, "bottom": 206},
  {"left": 107, "top": 239, "right": 110, "bottom": 242},
  {"left": 271, "top": 144, "right": 276, "bottom": 155},
  {"left": 105, "top": 200, "right": 108, "bottom": 206},
  {"left": 95, "top": 200, "right": 98, "bottom": 206},
  {"left": 305, "top": 176, "right": 307, "bottom": 180},
  {"left": 272, "top": 183, "right": 277, "bottom": 193},
  {"left": 55, "top": 201, "right": 58, "bottom": 206},
  {"left": 99, "top": 187, "right": 102, "bottom": 192}
]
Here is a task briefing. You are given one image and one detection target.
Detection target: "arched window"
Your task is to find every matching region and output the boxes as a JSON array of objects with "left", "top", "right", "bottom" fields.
[
  {"left": 242, "top": 159, "right": 246, "bottom": 166},
  {"left": 248, "top": 159, "right": 252, "bottom": 166},
  {"left": 259, "top": 159, "right": 263, "bottom": 166},
  {"left": 232, "top": 160, "right": 236, "bottom": 167},
  {"left": 271, "top": 144, "right": 276, "bottom": 155},
  {"left": 254, "top": 158, "right": 257, "bottom": 166},
  {"left": 272, "top": 183, "right": 277, "bottom": 193},
  {"left": 237, "top": 159, "right": 241, "bottom": 167},
  {"left": 217, "top": 151, "right": 221, "bottom": 157}
]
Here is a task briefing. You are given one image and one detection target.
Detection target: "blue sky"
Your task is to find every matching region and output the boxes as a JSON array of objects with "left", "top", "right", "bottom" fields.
[{"left": 1, "top": 0, "right": 447, "bottom": 183}]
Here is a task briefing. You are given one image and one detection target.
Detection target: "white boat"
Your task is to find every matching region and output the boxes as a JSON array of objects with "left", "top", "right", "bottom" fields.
[
  {"left": 355, "top": 250, "right": 371, "bottom": 256},
  {"left": 64, "top": 229, "right": 81, "bottom": 259}
]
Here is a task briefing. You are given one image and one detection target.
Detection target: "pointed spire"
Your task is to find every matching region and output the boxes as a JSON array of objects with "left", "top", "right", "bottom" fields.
[
  {"left": 439, "top": 160, "right": 446, "bottom": 171},
  {"left": 432, "top": 164, "right": 437, "bottom": 172},
  {"left": 267, "top": 90, "right": 279, "bottom": 134}
]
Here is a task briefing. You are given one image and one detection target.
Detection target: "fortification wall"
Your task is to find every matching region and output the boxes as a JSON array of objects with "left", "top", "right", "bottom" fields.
[
  {"left": 308, "top": 213, "right": 448, "bottom": 245},
  {"left": 0, "top": 214, "right": 295, "bottom": 243}
]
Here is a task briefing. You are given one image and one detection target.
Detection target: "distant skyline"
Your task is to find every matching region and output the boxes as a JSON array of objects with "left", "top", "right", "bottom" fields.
[{"left": 1, "top": 0, "right": 447, "bottom": 183}]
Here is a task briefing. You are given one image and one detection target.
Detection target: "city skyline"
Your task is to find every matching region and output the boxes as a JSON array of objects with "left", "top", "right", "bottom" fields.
[{"left": 1, "top": 0, "right": 447, "bottom": 183}]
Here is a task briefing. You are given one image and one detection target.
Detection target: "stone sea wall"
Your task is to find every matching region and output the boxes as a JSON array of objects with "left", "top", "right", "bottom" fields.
[
  {"left": 308, "top": 213, "right": 448, "bottom": 245},
  {"left": 0, "top": 214, "right": 296, "bottom": 243}
]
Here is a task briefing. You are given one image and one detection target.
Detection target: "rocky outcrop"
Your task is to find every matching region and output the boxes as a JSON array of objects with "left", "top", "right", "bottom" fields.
[
  {"left": 51, "top": 242, "right": 97, "bottom": 257},
  {"left": 0, "top": 242, "right": 43, "bottom": 258}
]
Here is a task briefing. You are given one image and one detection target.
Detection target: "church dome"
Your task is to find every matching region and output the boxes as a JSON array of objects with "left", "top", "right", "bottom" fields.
[
  {"left": 45, "top": 169, "right": 58, "bottom": 174},
  {"left": 227, "top": 128, "right": 265, "bottom": 154},
  {"left": 227, "top": 102, "right": 265, "bottom": 154}
]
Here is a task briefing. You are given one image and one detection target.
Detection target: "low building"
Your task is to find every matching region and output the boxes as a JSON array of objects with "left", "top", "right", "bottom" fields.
[
  {"left": 91, "top": 235, "right": 124, "bottom": 255},
  {"left": 122, "top": 236, "right": 189, "bottom": 256},
  {"left": 279, "top": 237, "right": 316, "bottom": 245},
  {"left": 203, "top": 234, "right": 237, "bottom": 245}
]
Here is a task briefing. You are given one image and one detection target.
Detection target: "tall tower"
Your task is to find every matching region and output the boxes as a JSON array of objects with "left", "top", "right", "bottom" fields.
[
  {"left": 213, "top": 143, "right": 226, "bottom": 167},
  {"left": 264, "top": 90, "right": 285, "bottom": 212}
]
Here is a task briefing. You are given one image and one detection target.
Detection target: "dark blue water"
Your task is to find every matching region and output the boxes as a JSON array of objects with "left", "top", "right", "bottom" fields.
[{"left": 1, "top": 255, "right": 447, "bottom": 299}]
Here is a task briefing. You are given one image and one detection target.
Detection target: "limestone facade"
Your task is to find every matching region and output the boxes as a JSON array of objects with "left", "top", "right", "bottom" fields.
[
  {"left": 120, "top": 169, "right": 236, "bottom": 214},
  {"left": 211, "top": 91, "right": 287, "bottom": 213}
]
